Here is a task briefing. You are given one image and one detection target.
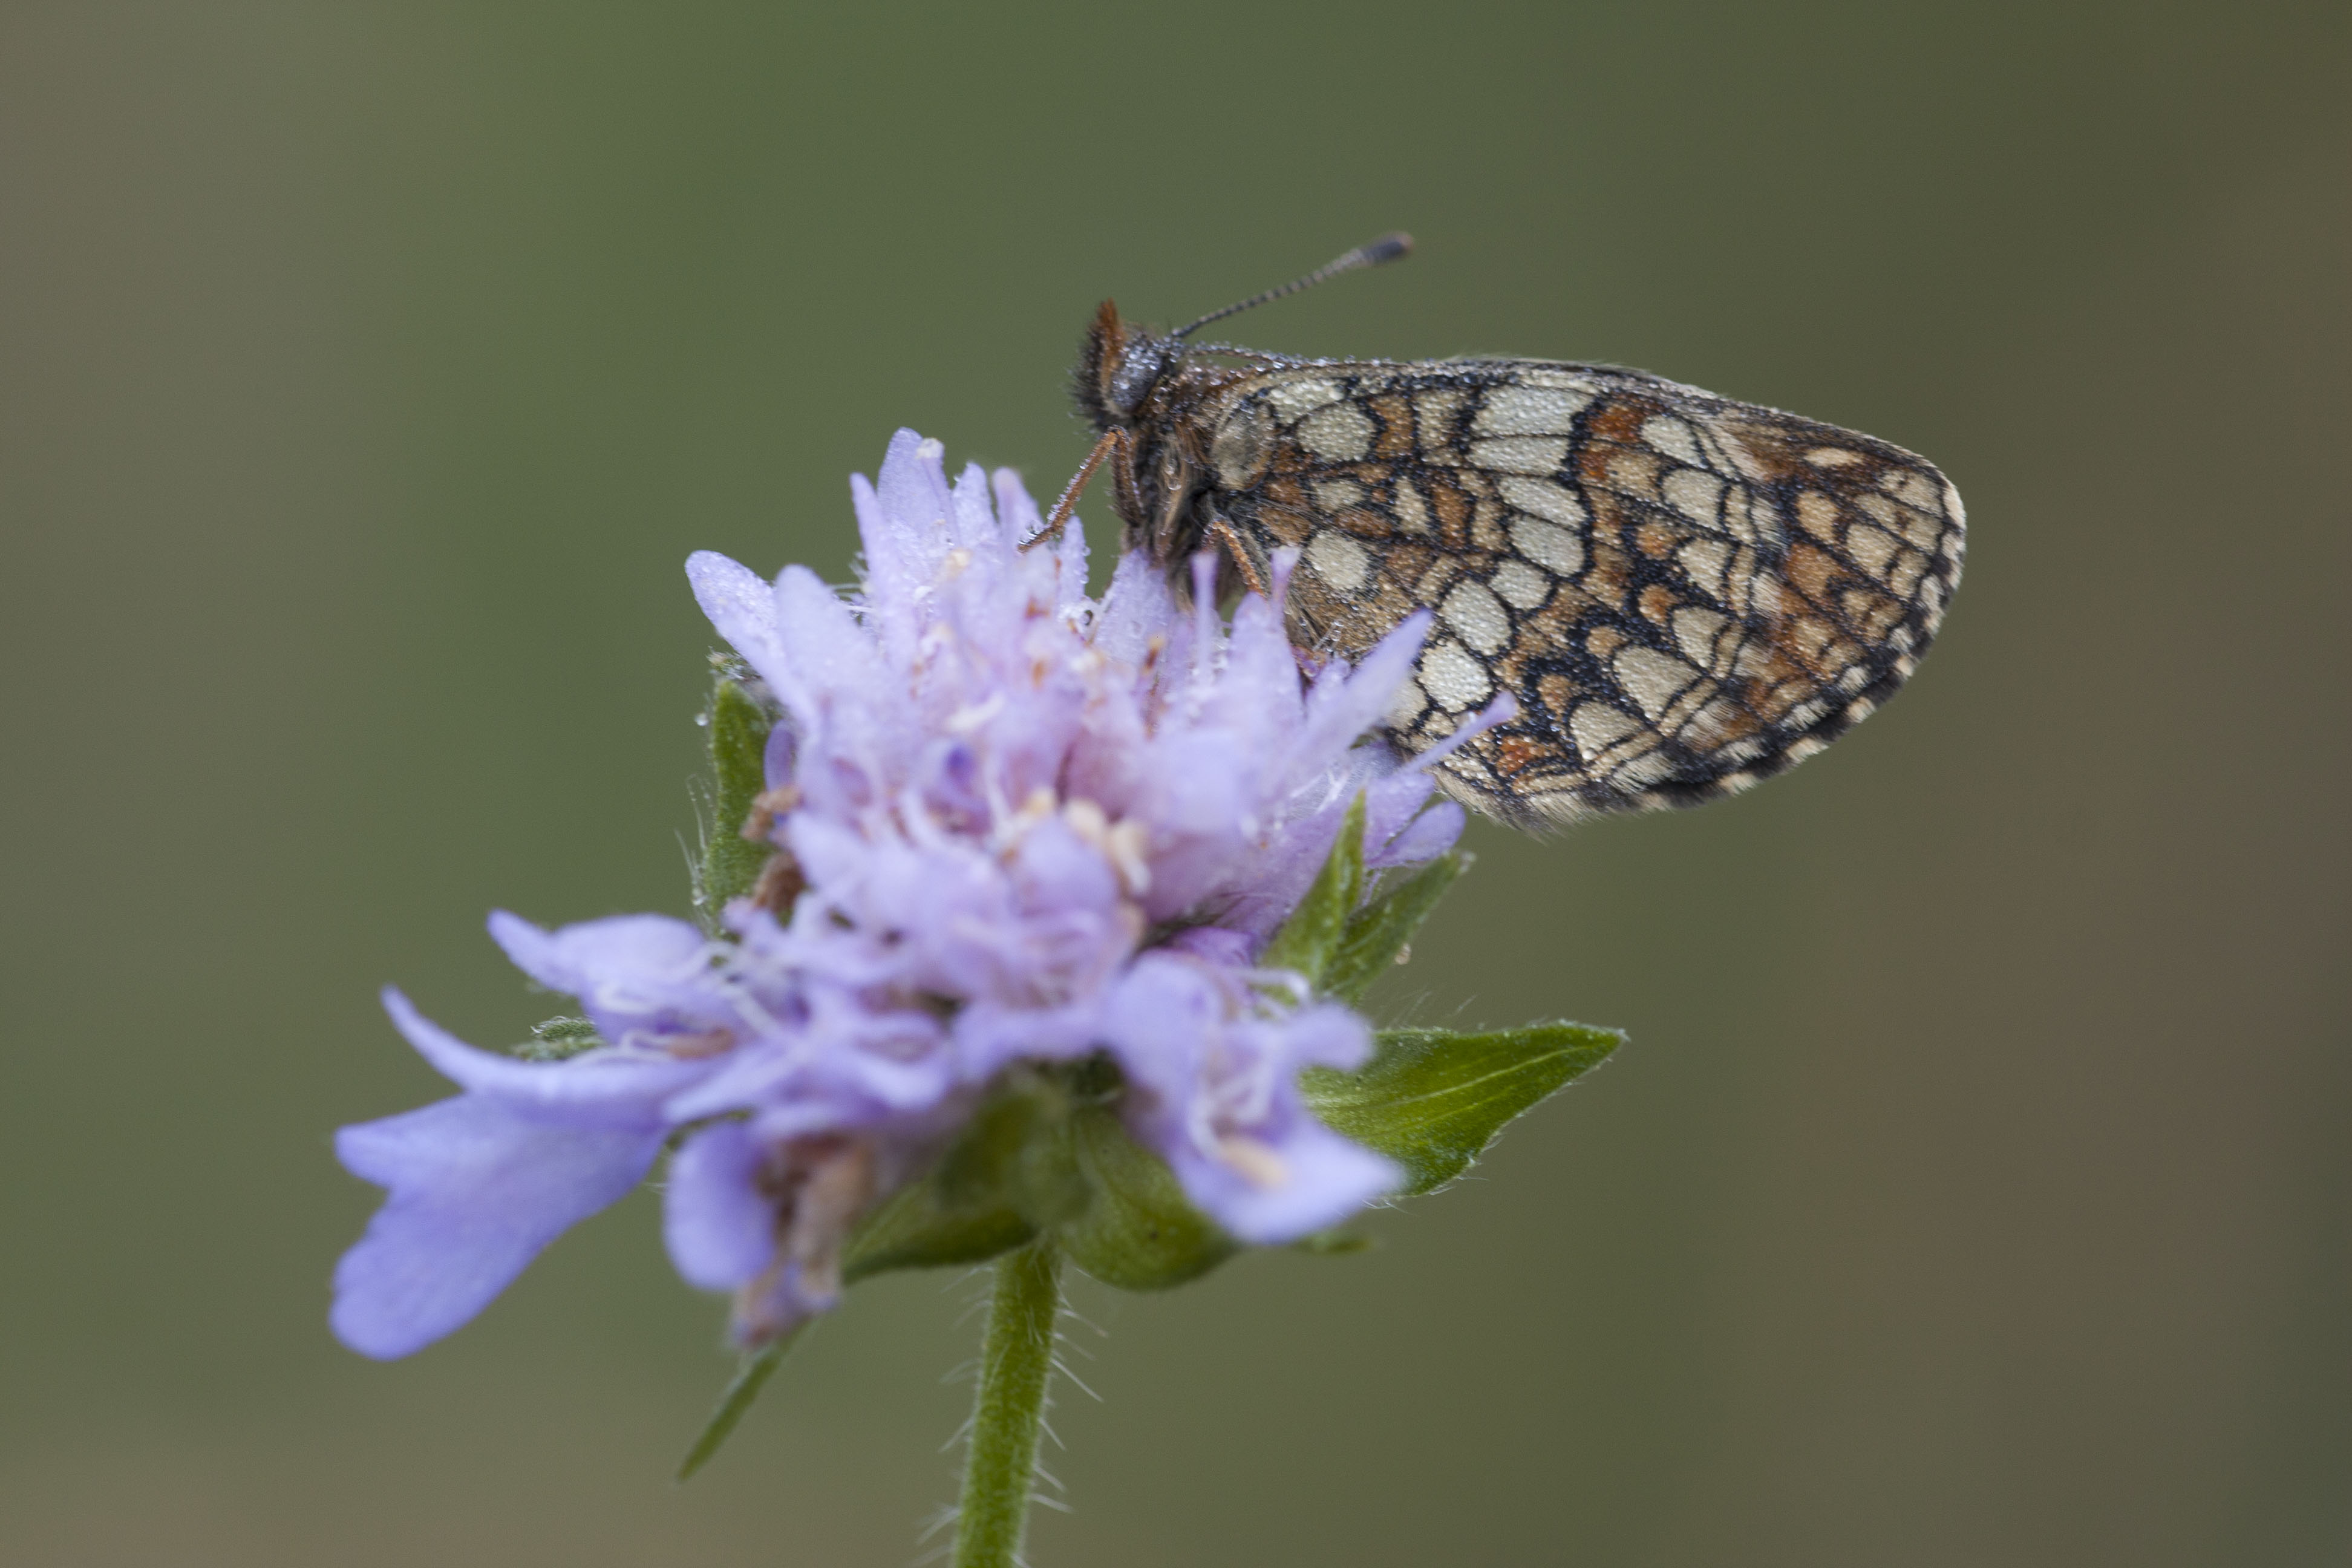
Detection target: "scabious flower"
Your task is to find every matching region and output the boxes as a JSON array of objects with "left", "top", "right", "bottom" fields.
[{"left": 332, "top": 429, "right": 1506, "bottom": 1361}]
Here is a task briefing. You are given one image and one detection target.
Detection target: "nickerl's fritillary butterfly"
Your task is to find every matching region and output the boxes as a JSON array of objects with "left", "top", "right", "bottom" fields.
[{"left": 1039, "top": 235, "right": 1965, "bottom": 830}]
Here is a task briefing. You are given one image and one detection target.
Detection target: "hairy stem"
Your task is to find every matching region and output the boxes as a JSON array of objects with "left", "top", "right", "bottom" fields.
[{"left": 953, "top": 1240, "right": 1062, "bottom": 1568}]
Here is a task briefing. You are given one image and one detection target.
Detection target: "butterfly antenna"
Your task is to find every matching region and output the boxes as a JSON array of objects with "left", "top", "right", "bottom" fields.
[{"left": 1170, "top": 232, "right": 1413, "bottom": 341}]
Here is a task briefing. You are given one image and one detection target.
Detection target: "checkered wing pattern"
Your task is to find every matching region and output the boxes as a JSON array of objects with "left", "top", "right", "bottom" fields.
[{"left": 1194, "top": 361, "right": 1965, "bottom": 828}]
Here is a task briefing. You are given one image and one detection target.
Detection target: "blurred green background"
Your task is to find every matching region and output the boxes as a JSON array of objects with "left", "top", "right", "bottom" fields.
[{"left": 2, "top": 2, "right": 2345, "bottom": 1563}]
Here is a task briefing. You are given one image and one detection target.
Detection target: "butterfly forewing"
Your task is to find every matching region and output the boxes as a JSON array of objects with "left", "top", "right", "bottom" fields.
[{"left": 1180, "top": 360, "right": 1964, "bottom": 828}]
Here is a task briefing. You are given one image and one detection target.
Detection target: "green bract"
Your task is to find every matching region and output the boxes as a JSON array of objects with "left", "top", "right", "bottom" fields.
[
  {"left": 1299, "top": 1024, "right": 1620, "bottom": 1196},
  {"left": 693, "top": 676, "right": 778, "bottom": 929},
  {"left": 512, "top": 1015, "right": 604, "bottom": 1062}
]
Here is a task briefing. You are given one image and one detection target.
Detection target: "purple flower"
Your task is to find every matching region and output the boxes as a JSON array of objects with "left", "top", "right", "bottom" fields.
[{"left": 333, "top": 430, "right": 1509, "bottom": 1357}]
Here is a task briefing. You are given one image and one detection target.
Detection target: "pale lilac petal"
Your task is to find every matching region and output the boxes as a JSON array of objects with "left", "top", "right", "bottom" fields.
[
  {"left": 663, "top": 1120, "right": 776, "bottom": 1290},
  {"left": 1168, "top": 1119, "right": 1399, "bottom": 1245},
  {"left": 662, "top": 1012, "right": 954, "bottom": 1125},
  {"left": 953, "top": 998, "right": 1108, "bottom": 1080},
  {"left": 1281, "top": 1001, "right": 1376, "bottom": 1072},
  {"left": 990, "top": 466, "right": 1044, "bottom": 544},
  {"left": 1091, "top": 550, "right": 1172, "bottom": 667},
  {"left": 1371, "top": 796, "right": 1466, "bottom": 867},
  {"left": 381, "top": 988, "right": 709, "bottom": 1128},
  {"left": 486, "top": 910, "right": 710, "bottom": 1003},
  {"left": 763, "top": 719, "right": 798, "bottom": 791},
  {"left": 687, "top": 550, "right": 798, "bottom": 699},
  {"left": 949, "top": 462, "right": 998, "bottom": 551},
  {"left": 1298, "top": 610, "right": 1431, "bottom": 765},
  {"left": 868, "top": 430, "right": 952, "bottom": 591},
  {"left": 331, "top": 1096, "right": 662, "bottom": 1358},
  {"left": 772, "top": 566, "right": 884, "bottom": 713}
]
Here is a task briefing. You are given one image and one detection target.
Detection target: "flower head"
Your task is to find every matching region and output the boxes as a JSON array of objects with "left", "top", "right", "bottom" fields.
[{"left": 333, "top": 430, "right": 1503, "bottom": 1359}]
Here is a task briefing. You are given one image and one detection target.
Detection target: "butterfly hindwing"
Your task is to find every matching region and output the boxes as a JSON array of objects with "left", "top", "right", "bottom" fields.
[{"left": 1188, "top": 361, "right": 1964, "bottom": 828}]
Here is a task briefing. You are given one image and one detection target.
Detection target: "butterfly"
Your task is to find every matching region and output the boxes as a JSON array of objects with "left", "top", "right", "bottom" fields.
[{"left": 1044, "top": 235, "right": 1965, "bottom": 830}]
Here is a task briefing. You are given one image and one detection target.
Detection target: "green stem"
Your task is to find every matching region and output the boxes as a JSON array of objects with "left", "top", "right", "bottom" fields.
[{"left": 953, "top": 1240, "right": 1062, "bottom": 1568}]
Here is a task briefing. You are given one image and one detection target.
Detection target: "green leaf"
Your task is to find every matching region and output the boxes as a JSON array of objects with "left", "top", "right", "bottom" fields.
[
  {"left": 1259, "top": 792, "right": 1367, "bottom": 988},
  {"left": 693, "top": 679, "right": 777, "bottom": 929},
  {"left": 1322, "top": 849, "right": 1472, "bottom": 1005},
  {"left": 843, "top": 1062, "right": 1235, "bottom": 1293},
  {"left": 843, "top": 1083, "right": 1058, "bottom": 1285},
  {"left": 1054, "top": 1104, "right": 1238, "bottom": 1290},
  {"left": 840, "top": 1168, "right": 1037, "bottom": 1285},
  {"left": 838, "top": 1065, "right": 1112, "bottom": 1284},
  {"left": 1301, "top": 1023, "right": 1622, "bottom": 1195},
  {"left": 675, "top": 1324, "right": 806, "bottom": 1482}
]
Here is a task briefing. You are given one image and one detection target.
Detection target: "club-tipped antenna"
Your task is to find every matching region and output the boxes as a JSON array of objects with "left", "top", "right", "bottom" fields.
[{"left": 1169, "top": 232, "right": 1413, "bottom": 341}]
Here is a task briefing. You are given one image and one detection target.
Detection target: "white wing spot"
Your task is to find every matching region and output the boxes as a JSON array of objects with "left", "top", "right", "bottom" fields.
[
  {"left": 1419, "top": 640, "right": 1492, "bottom": 711},
  {"left": 1440, "top": 580, "right": 1512, "bottom": 655},
  {"left": 1311, "top": 476, "right": 1365, "bottom": 510},
  {"left": 1391, "top": 476, "right": 1431, "bottom": 535},
  {"left": 1211, "top": 403, "right": 1274, "bottom": 489},
  {"left": 1304, "top": 529, "right": 1371, "bottom": 594},
  {"left": 1877, "top": 468, "right": 1941, "bottom": 509},
  {"left": 1413, "top": 388, "right": 1468, "bottom": 446},
  {"left": 1267, "top": 378, "right": 1343, "bottom": 423},
  {"left": 1490, "top": 558, "right": 1552, "bottom": 610},
  {"left": 1497, "top": 474, "right": 1587, "bottom": 527},
  {"left": 1509, "top": 368, "right": 1605, "bottom": 393},
  {"left": 1508, "top": 514, "right": 1586, "bottom": 575},
  {"left": 1843, "top": 521, "right": 1900, "bottom": 579},
  {"left": 1639, "top": 416, "right": 1703, "bottom": 466},
  {"left": 1569, "top": 701, "right": 1641, "bottom": 755},
  {"left": 1468, "top": 436, "right": 1569, "bottom": 474},
  {"left": 1677, "top": 536, "right": 1730, "bottom": 598},
  {"left": 1887, "top": 549, "right": 1929, "bottom": 598},
  {"left": 1613, "top": 645, "right": 1698, "bottom": 720},
  {"left": 1671, "top": 606, "right": 1729, "bottom": 668},
  {"left": 1660, "top": 467, "right": 1726, "bottom": 526},
  {"left": 1297, "top": 401, "right": 1376, "bottom": 462},
  {"left": 1472, "top": 385, "right": 1592, "bottom": 436}
]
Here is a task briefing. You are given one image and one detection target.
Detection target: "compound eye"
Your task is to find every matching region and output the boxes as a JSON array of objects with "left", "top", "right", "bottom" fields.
[{"left": 1109, "top": 340, "right": 1168, "bottom": 416}]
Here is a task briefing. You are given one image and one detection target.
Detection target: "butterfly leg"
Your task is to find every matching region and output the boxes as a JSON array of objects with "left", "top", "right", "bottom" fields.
[
  {"left": 1111, "top": 429, "right": 1150, "bottom": 540},
  {"left": 1204, "top": 515, "right": 1271, "bottom": 599},
  {"left": 1024, "top": 426, "right": 1130, "bottom": 549}
]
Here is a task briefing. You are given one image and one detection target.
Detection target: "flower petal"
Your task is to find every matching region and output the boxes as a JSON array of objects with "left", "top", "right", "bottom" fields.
[
  {"left": 863, "top": 429, "right": 953, "bottom": 606},
  {"left": 687, "top": 550, "right": 799, "bottom": 701},
  {"left": 331, "top": 1096, "right": 663, "bottom": 1358},
  {"left": 1371, "top": 795, "right": 1465, "bottom": 867},
  {"left": 486, "top": 910, "right": 710, "bottom": 1001},
  {"left": 1169, "top": 1117, "right": 1400, "bottom": 1245},
  {"left": 663, "top": 1120, "right": 777, "bottom": 1290},
  {"left": 381, "top": 987, "right": 709, "bottom": 1128}
]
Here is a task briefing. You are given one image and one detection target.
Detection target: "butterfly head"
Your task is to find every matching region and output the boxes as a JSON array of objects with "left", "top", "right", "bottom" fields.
[
  {"left": 1074, "top": 300, "right": 1180, "bottom": 430},
  {"left": 1074, "top": 234, "right": 1413, "bottom": 434}
]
